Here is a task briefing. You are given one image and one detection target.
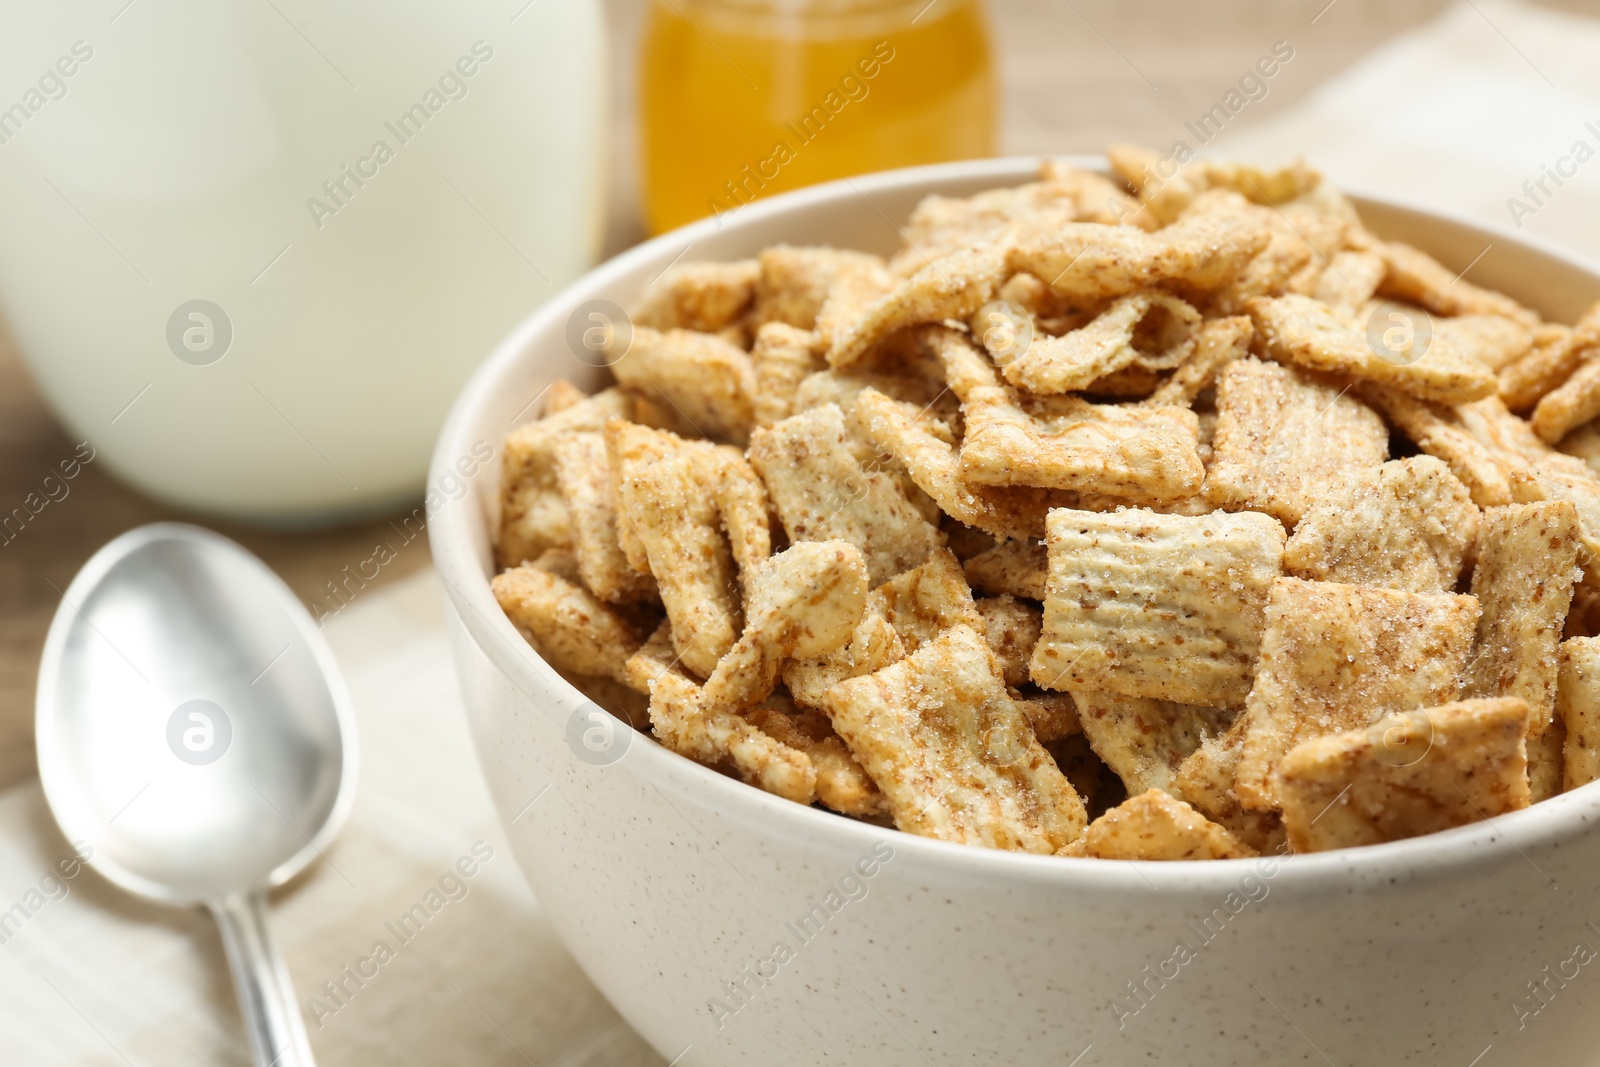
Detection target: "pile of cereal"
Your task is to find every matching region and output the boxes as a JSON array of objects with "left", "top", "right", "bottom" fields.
[{"left": 491, "top": 147, "right": 1600, "bottom": 860}]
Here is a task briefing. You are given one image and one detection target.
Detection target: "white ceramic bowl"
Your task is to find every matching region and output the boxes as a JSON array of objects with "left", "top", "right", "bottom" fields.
[{"left": 430, "top": 158, "right": 1600, "bottom": 1066}]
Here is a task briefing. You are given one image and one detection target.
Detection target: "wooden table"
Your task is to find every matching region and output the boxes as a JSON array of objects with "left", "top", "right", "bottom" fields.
[{"left": 8, "top": 0, "right": 1572, "bottom": 791}]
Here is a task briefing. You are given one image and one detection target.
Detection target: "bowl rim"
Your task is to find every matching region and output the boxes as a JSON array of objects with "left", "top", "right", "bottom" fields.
[{"left": 429, "top": 153, "right": 1600, "bottom": 894}]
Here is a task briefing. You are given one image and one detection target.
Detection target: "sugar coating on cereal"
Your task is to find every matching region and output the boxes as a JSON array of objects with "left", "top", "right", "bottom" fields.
[{"left": 487, "top": 150, "right": 1600, "bottom": 860}]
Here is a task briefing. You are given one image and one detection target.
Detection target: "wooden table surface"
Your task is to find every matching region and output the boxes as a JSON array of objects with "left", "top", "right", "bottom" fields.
[{"left": 5, "top": 0, "right": 1591, "bottom": 792}]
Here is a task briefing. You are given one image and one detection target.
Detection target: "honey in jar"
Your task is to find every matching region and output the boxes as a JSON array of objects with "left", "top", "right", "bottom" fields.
[{"left": 639, "top": 0, "right": 997, "bottom": 234}]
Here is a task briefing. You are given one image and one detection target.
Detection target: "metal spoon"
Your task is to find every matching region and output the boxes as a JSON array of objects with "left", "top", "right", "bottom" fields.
[{"left": 36, "top": 523, "right": 358, "bottom": 1067}]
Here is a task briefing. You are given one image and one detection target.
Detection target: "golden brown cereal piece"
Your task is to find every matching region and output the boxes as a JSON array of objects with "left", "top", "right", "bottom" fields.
[
  {"left": 1377, "top": 241, "right": 1538, "bottom": 326},
  {"left": 1171, "top": 714, "right": 1247, "bottom": 816},
  {"left": 611, "top": 327, "right": 757, "bottom": 444},
  {"left": 543, "top": 379, "right": 588, "bottom": 415},
  {"left": 498, "top": 388, "right": 632, "bottom": 568},
  {"left": 750, "top": 322, "right": 824, "bottom": 429},
  {"left": 608, "top": 418, "right": 773, "bottom": 588},
  {"left": 1187, "top": 192, "right": 1319, "bottom": 313},
  {"left": 529, "top": 546, "right": 583, "bottom": 584},
  {"left": 743, "top": 548, "right": 869, "bottom": 668},
  {"left": 617, "top": 442, "right": 758, "bottom": 677},
  {"left": 492, "top": 564, "right": 653, "bottom": 683},
  {"left": 744, "top": 700, "right": 888, "bottom": 817},
  {"left": 792, "top": 367, "right": 957, "bottom": 443},
  {"left": 632, "top": 259, "right": 759, "bottom": 332},
  {"left": 1247, "top": 294, "right": 1367, "bottom": 375},
  {"left": 823, "top": 624, "right": 1086, "bottom": 852},
  {"left": 1204, "top": 357, "right": 1389, "bottom": 525},
  {"left": 784, "top": 603, "right": 906, "bottom": 710},
  {"left": 934, "top": 327, "right": 1204, "bottom": 503},
  {"left": 1369, "top": 333, "right": 1502, "bottom": 407},
  {"left": 552, "top": 432, "right": 658, "bottom": 603},
  {"left": 1558, "top": 637, "right": 1600, "bottom": 789},
  {"left": 1144, "top": 316, "right": 1253, "bottom": 408},
  {"left": 1171, "top": 716, "right": 1288, "bottom": 855},
  {"left": 1510, "top": 464, "right": 1600, "bottom": 563},
  {"left": 1356, "top": 387, "right": 1521, "bottom": 507},
  {"left": 1283, "top": 181, "right": 1364, "bottom": 253},
  {"left": 715, "top": 448, "right": 778, "bottom": 585},
  {"left": 1234, "top": 578, "right": 1480, "bottom": 811},
  {"left": 1008, "top": 211, "right": 1271, "bottom": 303},
  {"left": 855, "top": 387, "right": 1056, "bottom": 540},
  {"left": 1528, "top": 718, "right": 1566, "bottom": 803},
  {"left": 1182, "top": 155, "right": 1323, "bottom": 205},
  {"left": 1073, "top": 789, "right": 1255, "bottom": 860},
  {"left": 1072, "top": 690, "right": 1233, "bottom": 796},
  {"left": 892, "top": 164, "right": 1141, "bottom": 274},
  {"left": 991, "top": 272, "right": 1095, "bottom": 331},
  {"left": 1038, "top": 159, "right": 1146, "bottom": 219},
  {"left": 1010, "top": 689, "right": 1081, "bottom": 743},
  {"left": 748, "top": 404, "right": 943, "bottom": 585},
  {"left": 999, "top": 293, "right": 1200, "bottom": 395},
  {"left": 1108, "top": 144, "right": 1320, "bottom": 226},
  {"left": 813, "top": 258, "right": 899, "bottom": 351},
  {"left": 1248, "top": 292, "right": 1363, "bottom": 375},
  {"left": 873, "top": 548, "right": 983, "bottom": 652},
  {"left": 1282, "top": 456, "right": 1480, "bottom": 593},
  {"left": 1251, "top": 294, "right": 1498, "bottom": 404},
  {"left": 1499, "top": 326, "right": 1575, "bottom": 412},
  {"left": 1458, "top": 395, "right": 1591, "bottom": 477},
  {"left": 623, "top": 619, "right": 678, "bottom": 694},
  {"left": 1029, "top": 507, "right": 1286, "bottom": 708},
  {"left": 1500, "top": 314, "right": 1600, "bottom": 411},
  {"left": 755, "top": 246, "right": 885, "bottom": 330},
  {"left": 977, "top": 594, "right": 1043, "bottom": 688},
  {"left": 1435, "top": 315, "right": 1533, "bottom": 370},
  {"left": 1277, "top": 698, "right": 1531, "bottom": 853},
  {"left": 827, "top": 244, "right": 1010, "bottom": 369},
  {"left": 962, "top": 392, "right": 1203, "bottom": 502},
  {"left": 1463, "top": 502, "right": 1581, "bottom": 735},
  {"left": 699, "top": 541, "right": 869, "bottom": 713},
  {"left": 1533, "top": 357, "right": 1600, "bottom": 444},
  {"left": 604, "top": 418, "right": 688, "bottom": 572},
  {"left": 962, "top": 538, "right": 1048, "bottom": 601},
  {"left": 1312, "top": 250, "right": 1386, "bottom": 312},
  {"left": 789, "top": 368, "right": 953, "bottom": 525},
  {"left": 649, "top": 671, "right": 817, "bottom": 804}
]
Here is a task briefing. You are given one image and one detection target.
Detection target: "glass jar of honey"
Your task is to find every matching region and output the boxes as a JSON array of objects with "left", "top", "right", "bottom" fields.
[{"left": 639, "top": 0, "right": 996, "bottom": 234}]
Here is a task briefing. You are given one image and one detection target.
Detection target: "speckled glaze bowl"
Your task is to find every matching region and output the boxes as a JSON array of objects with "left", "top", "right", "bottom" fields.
[{"left": 430, "top": 157, "right": 1600, "bottom": 1066}]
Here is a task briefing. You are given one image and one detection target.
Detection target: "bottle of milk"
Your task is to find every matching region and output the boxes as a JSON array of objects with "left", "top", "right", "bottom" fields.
[{"left": 0, "top": 0, "right": 606, "bottom": 523}]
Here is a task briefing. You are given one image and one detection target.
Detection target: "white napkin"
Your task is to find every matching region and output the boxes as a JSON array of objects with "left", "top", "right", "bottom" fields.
[
  {"left": 1216, "top": 0, "right": 1600, "bottom": 262},
  {"left": 0, "top": 569, "right": 660, "bottom": 1066}
]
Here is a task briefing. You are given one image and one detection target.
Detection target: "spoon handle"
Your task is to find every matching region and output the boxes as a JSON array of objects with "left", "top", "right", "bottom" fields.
[{"left": 211, "top": 892, "right": 317, "bottom": 1067}]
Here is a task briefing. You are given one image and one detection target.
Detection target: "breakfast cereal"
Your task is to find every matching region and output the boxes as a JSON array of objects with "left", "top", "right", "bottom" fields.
[
  {"left": 488, "top": 149, "right": 1600, "bottom": 861},
  {"left": 1277, "top": 698, "right": 1532, "bottom": 852},
  {"left": 1072, "top": 788, "right": 1255, "bottom": 861}
]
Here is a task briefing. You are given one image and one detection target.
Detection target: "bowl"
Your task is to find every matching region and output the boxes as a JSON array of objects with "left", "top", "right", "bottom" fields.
[{"left": 429, "top": 157, "right": 1600, "bottom": 1066}]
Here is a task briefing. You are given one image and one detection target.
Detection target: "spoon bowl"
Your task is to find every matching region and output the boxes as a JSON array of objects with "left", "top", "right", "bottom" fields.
[{"left": 36, "top": 523, "right": 357, "bottom": 1066}]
